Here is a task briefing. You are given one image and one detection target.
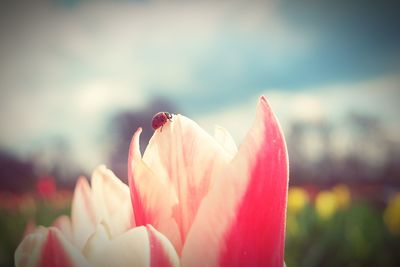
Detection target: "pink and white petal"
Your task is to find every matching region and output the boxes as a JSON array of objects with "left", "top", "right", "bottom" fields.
[
  {"left": 15, "top": 227, "right": 46, "bottom": 267},
  {"left": 213, "top": 126, "right": 238, "bottom": 157},
  {"left": 128, "top": 128, "right": 181, "bottom": 251},
  {"left": 71, "top": 176, "right": 97, "bottom": 250},
  {"left": 140, "top": 115, "right": 232, "bottom": 243},
  {"left": 182, "top": 96, "right": 289, "bottom": 267},
  {"left": 85, "top": 225, "right": 178, "bottom": 267},
  {"left": 15, "top": 227, "right": 90, "bottom": 267},
  {"left": 91, "top": 165, "right": 133, "bottom": 237},
  {"left": 52, "top": 215, "right": 73, "bottom": 242},
  {"left": 146, "top": 225, "right": 180, "bottom": 267}
]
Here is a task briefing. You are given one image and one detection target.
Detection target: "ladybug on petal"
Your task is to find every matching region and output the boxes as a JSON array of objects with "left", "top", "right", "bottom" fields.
[{"left": 152, "top": 112, "right": 173, "bottom": 131}]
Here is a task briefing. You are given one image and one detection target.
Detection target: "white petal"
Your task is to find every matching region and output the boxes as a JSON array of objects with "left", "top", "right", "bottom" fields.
[
  {"left": 213, "top": 125, "right": 238, "bottom": 157},
  {"left": 86, "top": 226, "right": 149, "bottom": 267},
  {"left": 71, "top": 177, "right": 97, "bottom": 250},
  {"left": 91, "top": 165, "right": 133, "bottom": 237},
  {"left": 82, "top": 224, "right": 110, "bottom": 263}
]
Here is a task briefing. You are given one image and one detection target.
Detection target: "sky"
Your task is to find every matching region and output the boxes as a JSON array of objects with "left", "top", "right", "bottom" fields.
[{"left": 0, "top": 0, "right": 399, "bottom": 176}]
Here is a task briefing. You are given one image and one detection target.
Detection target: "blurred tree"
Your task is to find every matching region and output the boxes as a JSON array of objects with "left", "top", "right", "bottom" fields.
[
  {"left": 0, "top": 151, "right": 34, "bottom": 192},
  {"left": 287, "top": 110, "right": 400, "bottom": 188}
]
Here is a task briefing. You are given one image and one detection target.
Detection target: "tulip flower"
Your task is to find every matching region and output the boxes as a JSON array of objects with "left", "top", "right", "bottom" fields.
[
  {"left": 15, "top": 95, "right": 288, "bottom": 267},
  {"left": 15, "top": 166, "right": 179, "bottom": 267},
  {"left": 129, "top": 96, "right": 289, "bottom": 267}
]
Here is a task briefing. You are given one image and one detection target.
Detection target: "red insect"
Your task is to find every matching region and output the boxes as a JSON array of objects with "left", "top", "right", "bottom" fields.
[{"left": 152, "top": 112, "right": 173, "bottom": 131}]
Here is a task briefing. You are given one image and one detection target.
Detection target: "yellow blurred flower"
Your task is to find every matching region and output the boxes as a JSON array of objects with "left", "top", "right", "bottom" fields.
[
  {"left": 384, "top": 192, "right": 400, "bottom": 235},
  {"left": 315, "top": 190, "right": 337, "bottom": 219},
  {"left": 332, "top": 184, "right": 351, "bottom": 209},
  {"left": 287, "top": 187, "right": 309, "bottom": 214}
]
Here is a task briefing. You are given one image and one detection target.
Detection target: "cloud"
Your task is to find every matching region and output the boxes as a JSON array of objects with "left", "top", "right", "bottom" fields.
[
  {"left": 194, "top": 74, "right": 400, "bottom": 154},
  {"left": 0, "top": 0, "right": 302, "bottom": 172},
  {"left": 0, "top": 1, "right": 398, "bottom": 175}
]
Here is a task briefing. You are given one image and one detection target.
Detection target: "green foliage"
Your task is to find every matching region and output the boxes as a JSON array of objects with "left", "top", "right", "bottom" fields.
[
  {"left": 0, "top": 199, "right": 70, "bottom": 267},
  {"left": 285, "top": 202, "right": 400, "bottom": 267},
  {"left": 1, "top": 194, "right": 399, "bottom": 267}
]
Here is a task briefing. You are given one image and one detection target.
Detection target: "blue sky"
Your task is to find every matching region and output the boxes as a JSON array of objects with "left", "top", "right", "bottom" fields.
[{"left": 0, "top": 0, "right": 399, "bottom": 175}]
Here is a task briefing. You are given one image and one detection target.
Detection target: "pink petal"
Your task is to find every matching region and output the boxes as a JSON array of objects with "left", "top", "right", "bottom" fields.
[
  {"left": 71, "top": 176, "right": 97, "bottom": 250},
  {"left": 182, "top": 96, "right": 289, "bottom": 267},
  {"left": 52, "top": 215, "right": 73, "bottom": 242},
  {"left": 146, "top": 225, "right": 179, "bottom": 267},
  {"left": 128, "top": 128, "right": 181, "bottom": 250},
  {"left": 129, "top": 116, "right": 233, "bottom": 251},
  {"left": 15, "top": 227, "right": 89, "bottom": 267},
  {"left": 91, "top": 165, "right": 133, "bottom": 237}
]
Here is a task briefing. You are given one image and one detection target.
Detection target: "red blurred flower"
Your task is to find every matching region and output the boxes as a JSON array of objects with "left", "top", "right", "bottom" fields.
[{"left": 36, "top": 176, "right": 57, "bottom": 198}]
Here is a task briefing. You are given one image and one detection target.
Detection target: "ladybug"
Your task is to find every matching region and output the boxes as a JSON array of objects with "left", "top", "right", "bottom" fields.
[{"left": 152, "top": 112, "right": 173, "bottom": 131}]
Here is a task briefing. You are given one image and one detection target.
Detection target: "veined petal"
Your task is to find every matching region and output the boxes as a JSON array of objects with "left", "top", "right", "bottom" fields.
[
  {"left": 135, "top": 115, "right": 232, "bottom": 246},
  {"left": 182, "top": 96, "right": 289, "bottom": 267},
  {"left": 84, "top": 225, "right": 179, "bottom": 267},
  {"left": 91, "top": 165, "right": 133, "bottom": 237},
  {"left": 128, "top": 128, "right": 181, "bottom": 251},
  {"left": 71, "top": 177, "right": 97, "bottom": 250},
  {"left": 15, "top": 227, "right": 89, "bottom": 267}
]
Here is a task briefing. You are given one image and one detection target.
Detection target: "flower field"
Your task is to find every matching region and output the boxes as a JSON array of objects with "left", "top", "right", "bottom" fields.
[
  {"left": 1, "top": 184, "right": 399, "bottom": 267},
  {"left": 285, "top": 185, "right": 400, "bottom": 267}
]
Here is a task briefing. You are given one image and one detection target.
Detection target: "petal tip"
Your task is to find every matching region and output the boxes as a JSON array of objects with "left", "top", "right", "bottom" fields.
[
  {"left": 129, "top": 128, "right": 143, "bottom": 161},
  {"left": 258, "top": 95, "right": 273, "bottom": 112},
  {"left": 260, "top": 95, "right": 267, "bottom": 102}
]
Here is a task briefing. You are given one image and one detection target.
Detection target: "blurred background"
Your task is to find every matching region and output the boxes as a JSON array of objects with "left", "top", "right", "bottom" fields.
[{"left": 0, "top": 0, "right": 399, "bottom": 266}]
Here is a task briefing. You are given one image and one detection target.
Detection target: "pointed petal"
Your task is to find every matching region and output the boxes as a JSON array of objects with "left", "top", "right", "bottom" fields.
[
  {"left": 128, "top": 128, "right": 181, "bottom": 250},
  {"left": 84, "top": 225, "right": 178, "bottom": 267},
  {"left": 71, "top": 176, "right": 97, "bottom": 250},
  {"left": 39, "top": 228, "right": 90, "bottom": 267},
  {"left": 214, "top": 125, "right": 238, "bottom": 157},
  {"left": 182, "top": 96, "right": 289, "bottom": 267},
  {"left": 146, "top": 225, "right": 179, "bottom": 267},
  {"left": 15, "top": 227, "right": 46, "bottom": 267},
  {"left": 15, "top": 227, "right": 89, "bottom": 267},
  {"left": 139, "top": 115, "right": 232, "bottom": 244},
  {"left": 52, "top": 215, "right": 73, "bottom": 242},
  {"left": 91, "top": 165, "right": 133, "bottom": 237}
]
